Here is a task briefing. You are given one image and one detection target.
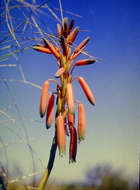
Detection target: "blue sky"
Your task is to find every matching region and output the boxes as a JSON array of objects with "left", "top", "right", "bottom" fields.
[{"left": 0, "top": 0, "right": 140, "bottom": 184}]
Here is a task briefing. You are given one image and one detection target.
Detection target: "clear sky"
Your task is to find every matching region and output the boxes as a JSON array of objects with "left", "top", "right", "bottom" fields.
[{"left": 0, "top": 0, "right": 140, "bottom": 184}]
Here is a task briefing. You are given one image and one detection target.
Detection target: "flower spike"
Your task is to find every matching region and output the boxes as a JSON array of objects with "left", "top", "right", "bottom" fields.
[{"left": 36, "top": 18, "right": 97, "bottom": 188}]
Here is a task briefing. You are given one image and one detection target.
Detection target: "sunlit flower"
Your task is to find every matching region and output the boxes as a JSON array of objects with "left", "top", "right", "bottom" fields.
[
  {"left": 57, "top": 115, "right": 66, "bottom": 156},
  {"left": 40, "top": 80, "right": 50, "bottom": 118},
  {"left": 46, "top": 93, "right": 55, "bottom": 129},
  {"left": 78, "top": 103, "right": 86, "bottom": 141},
  {"left": 78, "top": 76, "right": 95, "bottom": 105}
]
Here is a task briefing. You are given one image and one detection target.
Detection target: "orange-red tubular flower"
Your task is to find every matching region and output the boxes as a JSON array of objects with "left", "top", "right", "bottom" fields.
[
  {"left": 33, "top": 46, "right": 52, "bottom": 54},
  {"left": 68, "top": 112, "right": 75, "bottom": 126},
  {"left": 78, "top": 77, "right": 96, "bottom": 105},
  {"left": 68, "top": 19, "right": 75, "bottom": 35},
  {"left": 78, "top": 103, "right": 86, "bottom": 141},
  {"left": 46, "top": 93, "right": 55, "bottom": 129},
  {"left": 60, "top": 36, "right": 68, "bottom": 56},
  {"left": 75, "top": 59, "right": 96, "bottom": 66},
  {"left": 69, "top": 48, "right": 84, "bottom": 61},
  {"left": 69, "top": 125, "right": 77, "bottom": 163},
  {"left": 40, "top": 81, "right": 50, "bottom": 118},
  {"left": 55, "top": 67, "right": 65, "bottom": 78},
  {"left": 64, "top": 117, "right": 69, "bottom": 136},
  {"left": 62, "top": 17, "right": 68, "bottom": 38},
  {"left": 57, "top": 23, "right": 62, "bottom": 38},
  {"left": 68, "top": 26, "right": 79, "bottom": 45},
  {"left": 43, "top": 38, "right": 60, "bottom": 59},
  {"left": 74, "top": 36, "right": 90, "bottom": 53},
  {"left": 66, "top": 83, "right": 75, "bottom": 115},
  {"left": 57, "top": 115, "right": 66, "bottom": 156}
]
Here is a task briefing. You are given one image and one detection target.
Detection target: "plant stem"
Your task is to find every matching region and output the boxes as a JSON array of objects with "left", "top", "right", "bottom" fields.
[{"left": 38, "top": 133, "right": 57, "bottom": 190}]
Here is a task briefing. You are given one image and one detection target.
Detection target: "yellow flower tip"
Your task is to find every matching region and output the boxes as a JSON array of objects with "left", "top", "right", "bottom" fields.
[
  {"left": 78, "top": 135, "right": 85, "bottom": 143},
  {"left": 33, "top": 46, "right": 37, "bottom": 50},
  {"left": 59, "top": 149, "right": 66, "bottom": 157},
  {"left": 69, "top": 108, "right": 75, "bottom": 115}
]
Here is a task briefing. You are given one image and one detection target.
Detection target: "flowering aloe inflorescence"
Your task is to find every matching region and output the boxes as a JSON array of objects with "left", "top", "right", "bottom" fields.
[{"left": 33, "top": 17, "right": 96, "bottom": 189}]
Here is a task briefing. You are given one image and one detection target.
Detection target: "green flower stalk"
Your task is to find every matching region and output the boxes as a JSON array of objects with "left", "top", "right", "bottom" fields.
[{"left": 33, "top": 17, "right": 96, "bottom": 190}]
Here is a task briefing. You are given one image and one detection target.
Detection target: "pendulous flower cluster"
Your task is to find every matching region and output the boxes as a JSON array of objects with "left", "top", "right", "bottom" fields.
[{"left": 33, "top": 18, "right": 96, "bottom": 163}]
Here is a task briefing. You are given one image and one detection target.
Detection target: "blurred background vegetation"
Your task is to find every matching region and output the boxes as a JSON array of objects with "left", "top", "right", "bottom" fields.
[{"left": 0, "top": 163, "right": 139, "bottom": 189}]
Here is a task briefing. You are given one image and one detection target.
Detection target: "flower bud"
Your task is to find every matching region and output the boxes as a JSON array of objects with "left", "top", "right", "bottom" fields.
[
  {"left": 57, "top": 115, "right": 66, "bottom": 156},
  {"left": 74, "top": 36, "right": 90, "bottom": 53},
  {"left": 57, "top": 23, "right": 62, "bottom": 38},
  {"left": 68, "top": 19, "right": 75, "bottom": 35},
  {"left": 43, "top": 38, "right": 60, "bottom": 59},
  {"left": 75, "top": 59, "right": 96, "bottom": 66},
  {"left": 78, "top": 77, "right": 95, "bottom": 105},
  {"left": 68, "top": 26, "right": 79, "bottom": 45},
  {"left": 46, "top": 93, "right": 55, "bottom": 129},
  {"left": 78, "top": 103, "right": 86, "bottom": 141},
  {"left": 55, "top": 67, "right": 65, "bottom": 78},
  {"left": 69, "top": 125, "right": 77, "bottom": 163},
  {"left": 60, "top": 36, "right": 68, "bottom": 56},
  {"left": 69, "top": 48, "right": 84, "bottom": 61},
  {"left": 62, "top": 17, "right": 68, "bottom": 38},
  {"left": 40, "top": 81, "right": 50, "bottom": 117},
  {"left": 66, "top": 83, "right": 75, "bottom": 114},
  {"left": 68, "top": 112, "right": 75, "bottom": 126},
  {"left": 33, "top": 45, "right": 52, "bottom": 54}
]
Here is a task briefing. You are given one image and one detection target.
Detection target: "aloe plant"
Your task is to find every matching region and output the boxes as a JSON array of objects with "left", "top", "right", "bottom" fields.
[{"left": 33, "top": 17, "right": 96, "bottom": 190}]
